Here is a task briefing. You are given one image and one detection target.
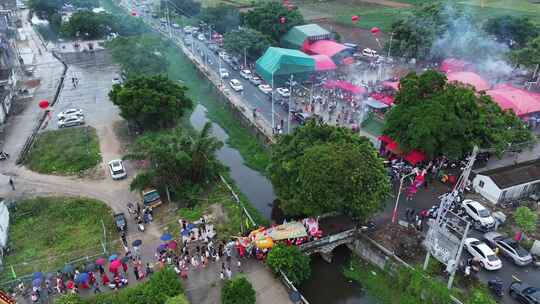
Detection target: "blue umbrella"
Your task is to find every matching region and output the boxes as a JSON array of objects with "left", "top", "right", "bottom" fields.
[
  {"left": 132, "top": 239, "right": 142, "bottom": 247},
  {"left": 289, "top": 291, "right": 301, "bottom": 303},
  {"left": 160, "top": 233, "right": 172, "bottom": 241},
  {"left": 79, "top": 272, "right": 89, "bottom": 283},
  {"left": 156, "top": 243, "right": 167, "bottom": 253},
  {"left": 180, "top": 229, "right": 189, "bottom": 236},
  {"left": 62, "top": 264, "right": 74, "bottom": 274},
  {"left": 32, "top": 278, "right": 42, "bottom": 287},
  {"left": 187, "top": 223, "right": 195, "bottom": 230},
  {"left": 108, "top": 254, "right": 118, "bottom": 262},
  {"left": 32, "top": 272, "right": 43, "bottom": 280}
]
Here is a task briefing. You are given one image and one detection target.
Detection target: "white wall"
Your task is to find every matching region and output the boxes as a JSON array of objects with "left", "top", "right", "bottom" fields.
[{"left": 473, "top": 175, "right": 501, "bottom": 204}]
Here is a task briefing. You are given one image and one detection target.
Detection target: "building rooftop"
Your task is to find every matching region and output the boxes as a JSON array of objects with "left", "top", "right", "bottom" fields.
[{"left": 479, "top": 159, "right": 540, "bottom": 189}]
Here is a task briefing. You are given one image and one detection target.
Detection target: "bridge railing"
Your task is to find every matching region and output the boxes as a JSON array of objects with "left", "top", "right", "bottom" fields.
[{"left": 299, "top": 229, "right": 357, "bottom": 252}]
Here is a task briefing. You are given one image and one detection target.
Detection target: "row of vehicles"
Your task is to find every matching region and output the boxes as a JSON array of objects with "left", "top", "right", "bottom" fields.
[{"left": 57, "top": 108, "right": 85, "bottom": 128}]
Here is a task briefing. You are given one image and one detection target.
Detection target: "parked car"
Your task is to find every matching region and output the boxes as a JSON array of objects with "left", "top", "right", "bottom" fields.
[
  {"left": 249, "top": 76, "right": 262, "bottom": 86},
  {"left": 142, "top": 188, "right": 162, "bottom": 208},
  {"left": 291, "top": 110, "right": 311, "bottom": 125},
  {"left": 108, "top": 159, "right": 127, "bottom": 180},
  {"left": 462, "top": 199, "right": 495, "bottom": 230},
  {"left": 362, "top": 48, "right": 378, "bottom": 57},
  {"left": 57, "top": 108, "right": 83, "bottom": 120},
  {"left": 258, "top": 84, "right": 272, "bottom": 95},
  {"left": 219, "top": 68, "right": 229, "bottom": 78},
  {"left": 509, "top": 281, "right": 540, "bottom": 303},
  {"left": 276, "top": 87, "right": 290, "bottom": 98},
  {"left": 113, "top": 213, "right": 127, "bottom": 232},
  {"left": 229, "top": 79, "right": 243, "bottom": 92},
  {"left": 240, "top": 69, "right": 252, "bottom": 79},
  {"left": 112, "top": 77, "right": 122, "bottom": 85},
  {"left": 484, "top": 232, "right": 533, "bottom": 266},
  {"left": 464, "top": 238, "right": 502, "bottom": 270},
  {"left": 58, "top": 115, "right": 84, "bottom": 128}
]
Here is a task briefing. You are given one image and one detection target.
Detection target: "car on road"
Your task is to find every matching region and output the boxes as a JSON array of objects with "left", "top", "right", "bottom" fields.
[
  {"left": 219, "top": 68, "right": 229, "bottom": 78},
  {"left": 142, "top": 188, "right": 162, "bottom": 208},
  {"left": 240, "top": 69, "right": 252, "bottom": 79},
  {"left": 229, "top": 79, "right": 243, "bottom": 92},
  {"left": 462, "top": 199, "right": 495, "bottom": 231},
  {"left": 258, "top": 84, "right": 272, "bottom": 95},
  {"left": 509, "top": 281, "right": 540, "bottom": 303},
  {"left": 484, "top": 232, "right": 533, "bottom": 266},
  {"left": 218, "top": 51, "right": 228, "bottom": 60},
  {"left": 112, "top": 77, "right": 122, "bottom": 85},
  {"left": 171, "top": 23, "right": 180, "bottom": 29},
  {"left": 108, "top": 159, "right": 127, "bottom": 180},
  {"left": 291, "top": 110, "right": 311, "bottom": 125},
  {"left": 58, "top": 115, "right": 85, "bottom": 128},
  {"left": 276, "top": 87, "right": 291, "bottom": 98},
  {"left": 57, "top": 108, "right": 83, "bottom": 120},
  {"left": 464, "top": 238, "right": 502, "bottom": 270},
  {"left": 113, "top": 213, "right": 127, "bottom": 232},
  {"left": 362, "top": 48, "right": 378, "bottom": 57},
  {"left": 249, "top": 76, "right": 262, "bottom": 86}
]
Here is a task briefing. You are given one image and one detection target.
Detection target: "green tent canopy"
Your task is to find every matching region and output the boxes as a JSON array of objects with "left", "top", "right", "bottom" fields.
[
  {"left": 280, "top": 24, "right": 331, "bottom": 50},
  {"left": 255, "top": 47, "right": 315, "bottom": 85}
]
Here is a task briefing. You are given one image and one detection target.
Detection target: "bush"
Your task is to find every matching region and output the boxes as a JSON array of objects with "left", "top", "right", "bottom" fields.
[
  {"left": 165, "top": 295, "right": 189, "bottom": 304},
  {"left": 56, "top": 294, "right": 85, "bottom": 304},
  {"left": 221, "top": 276, "right": 256, "bottom": 304},
  {"left": 266, "top": 244, "right": 311, "bottom": 285},
  {"left": 467, "top": 287, "right": 497, "bottom": 304},
  {"left": 514, "top": 206, "right": 538, "bottom": 234}
]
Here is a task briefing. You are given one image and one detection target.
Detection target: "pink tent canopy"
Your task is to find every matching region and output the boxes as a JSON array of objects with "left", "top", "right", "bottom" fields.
[
  {"left": 323, "top": 80, "right": 366, "bottom": 95},
  {"left": 487, "top": 83, "right": 540, "bottom": 116},
  {"left": 382, "top": 81, "right": 399, "bottom": 91},
  {"left": 446, "top": 71, "right": 490, "bottom": 91},
  {"left": 378, "top": 135, "right": 426, "bottom": 165},
  {"left": 311, "top": 55, "right": 337, "bottom": 71},
  {"left": 305, "top": 40, "right": 348, "bottom": 57},
  {"left": 439, "top": 58, "right": 472, "bottom": 73},
  {"left": 369, "top": 93, "right": 394, "bottom": 105}
]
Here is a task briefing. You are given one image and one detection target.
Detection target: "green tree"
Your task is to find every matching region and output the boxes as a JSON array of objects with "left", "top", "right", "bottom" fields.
[
  {"left": 108, "top": 75, "right": 193, "bottom": 130},
  {"left": 483, "top": 16, "right": 538, "bottom": 49},
  {"left": 514, "top": 206, "right": 538, "bottom": 234},
  {"left": 467, "top": 288, "right": 497, "bottom": 304},
  {"left": 56, "top": 294, "right": 84, "bottom": 304},
  {"left": 199, "top": 4, "right": 240, "bottom": 34},
  {"left": 166, "top": 0, "right": 201, "bottom": 17},
  {"left": 223, "top": 28, "right": 272, "bottom": 60},
  {"left": 383, "top": 70, "right": 532, "bottom": 159},
  {"left": 511, "top": 36, "right": 540, "bottom": 70},
  {"left": 165, "top": 295, "right": 190, "bottom": 304},
  {"left": 241, "top": 1, "right": 304, "bottom": 43},
  {"left": 60, "top": 11, "right": 114, "bottom": 39},
  {"left": 221, "top": 276, "right": 256, "bottom": 304},
  {"left": 266, "top": 244, "right": 311, "bottom": 285},
  {"left": 269, "top": 121, "right": 390, "bottom": 219},
  {"left": 69, "top": 0, "right": 99, "bottom": 9},
  {"left": 28, "top": 0, "right": 63, "bottom": 18}
]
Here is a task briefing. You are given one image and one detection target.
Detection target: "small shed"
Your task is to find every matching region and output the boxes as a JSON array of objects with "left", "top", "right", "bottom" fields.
[
  {"left": 473, "top": 159, "right": 540, "bottom": 204},
  {"left": 280, "top": 24, "right": 331, "bottom": 50},
  {"left": 255, "top": 47, "right": 315, "bottom": 86}
]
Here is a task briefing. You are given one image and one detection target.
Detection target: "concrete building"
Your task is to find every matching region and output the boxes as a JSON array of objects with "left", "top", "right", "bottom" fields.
[
  {"left": 0, "top": 5, "right": 17, "bottom": 128},
  {"left": 0, "top": 0, "right": 16, "bottom": 11},
  {"left": 472, "top": 159, "right": 540, "bottom": 204}
]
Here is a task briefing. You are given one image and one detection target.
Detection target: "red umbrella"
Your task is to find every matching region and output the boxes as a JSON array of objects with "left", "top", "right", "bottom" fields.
[
  {"left": 95, "top": 257, "right": 105, "bottom": 265},
  {"left": 351, "top": 15, "right": 359, "bottom": 23},
  {"left": 38, "top": 99, "right": 49, "bottom": 109},
  {"left": 167, "top": 240, "right": 178, "bottom": 250},
  {"left": 370, "top": 27, "right": 380, "bottom": 35},
  {"left": 280, "top": 17, "right": 286, "bottom": 24},
  {"left": 66, "top": 280, "right": 74, "bottom": 289},
  {"left": 109, "top": 259, "right": 121, "bottom": 272}
]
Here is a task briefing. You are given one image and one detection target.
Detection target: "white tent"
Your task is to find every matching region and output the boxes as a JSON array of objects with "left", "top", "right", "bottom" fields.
[{"left": 0, "top": 201, "right": 9, "bottom": 265}]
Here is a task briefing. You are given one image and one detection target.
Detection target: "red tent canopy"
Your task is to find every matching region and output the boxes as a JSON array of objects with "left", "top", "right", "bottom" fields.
[
  {"left": 311, "top": 55, "right": 337, "bottom": 71},
  {"left": 382, "top": 81, "right": 399, "bottom": 91},
  {"left": 323, "top": 80, "right": 365, "bottom": 94},
  {"left": 487, "top": 83, "right": 540, "bottom": 116},
  {"left": 378, "top": 135, "right": 426, "bottom": 165},
  {"left": 439, "top": 58, "right": 473, "bottom": 73},
  {"left": 370, "top": 93, "right": 394, "bottom": 105},
  {"left": 404, "top": 150, "right": 426, "bottom": 166},
  {"left": 305, "top": 40, "right": 348, "bottom": 57},
  {"left": 446, "top": 71, "right": 490, "bottom": 91}
]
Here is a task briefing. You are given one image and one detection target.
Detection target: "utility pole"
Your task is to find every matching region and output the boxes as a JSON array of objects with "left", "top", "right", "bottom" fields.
[
  {"left": 447, "top": 222, "right": 470, "bottom": 289},
  {"left": 387, "top": 32, "right": 394, "bottom": 58},
  {"left": 243, "top": 48, "right": 247, "bottom": 69},
  {"left": 271, "top": 73, "right": 275, "bottom": 133},
  {"left": 288, "top": 74, "right": 293, "bottom": 134}
]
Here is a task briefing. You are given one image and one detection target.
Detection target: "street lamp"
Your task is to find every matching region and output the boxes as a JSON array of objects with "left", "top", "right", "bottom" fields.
[
  {"left": 391, "top": 169, "right": 418, "bottom": 224},
  {"left": 288, "top": 74, "right": 293, "bottom": 134}
]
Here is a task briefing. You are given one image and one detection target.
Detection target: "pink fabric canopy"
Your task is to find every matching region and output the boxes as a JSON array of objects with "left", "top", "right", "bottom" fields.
[
  {"left": 382, "top": 81, "right": 399, "bottom": 91},
  {"left": 446, "top": 71, "right": 490, "bottom": 91},
  {"left": 487, "top": 83, "right": 540, "bottom": 116},
  {"left": 305, "top": 40, "right": 348, "bottom": 57},
  {"left": 324, "top": 80, "right": 366, "bottom": 95},
  {"left": 311, "top": 55, "right": 337, "bottom": 71},
  {"left": 439, "top": 58, "right": 472, "bottom": 73},
  {"left": 378, "top": 135, "right": 426, "bottom": 165},
  {"left": 369, "top": 93, "right": 394, "bottom": 105}
]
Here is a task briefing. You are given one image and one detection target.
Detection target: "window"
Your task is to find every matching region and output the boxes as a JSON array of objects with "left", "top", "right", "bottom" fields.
[{"left": 479, "top": 181, "right": 485, "bottom": 188}]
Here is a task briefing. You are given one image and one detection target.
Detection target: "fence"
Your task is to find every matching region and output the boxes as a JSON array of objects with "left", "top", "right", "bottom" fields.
[{"left": 279, "top": 270, "right": 310, "bottom": 304}]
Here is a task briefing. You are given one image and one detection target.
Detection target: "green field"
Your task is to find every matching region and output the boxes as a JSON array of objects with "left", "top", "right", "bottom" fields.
[
  {"left": 1, "top": 197, "right": 116, "bottom": 283},
  {"left": 25, "top": 127, "right": 101, "bottom": 175}
]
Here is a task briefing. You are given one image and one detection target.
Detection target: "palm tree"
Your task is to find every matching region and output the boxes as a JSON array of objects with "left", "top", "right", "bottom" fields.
[{"left": 188, "top": 122, "right": 224, "bottom": 183}]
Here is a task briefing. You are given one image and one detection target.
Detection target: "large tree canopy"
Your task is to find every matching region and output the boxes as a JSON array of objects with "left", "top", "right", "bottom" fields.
[
  {"left": 269, "top": 122, "right": 390, "bottom": 220},
  {"left": 511, "top": 36, "right": 540, "bottom": 70},
  {"left": 199, "top": 4, "right": 240, "bottom": 34},
  {"left": 483, "top": 16, "right": 538, "bottom": 49},
  {"left": 60, "top": 11, "right": 115, "bottom": 39},
  {"left": 241, "top": 1, "right": 304, "bottom": 43},
  {"left": 109, "top": 75, "right": 193, "bottom": 130},
  {"left": 223, "top": 28, "right": 272, "bottom": 60},
  {"left": 383, "top": 70, "right": 532, "bottom": 159},
  {"left": 165, "top": 0, "right": 201, "bottom": 17}
]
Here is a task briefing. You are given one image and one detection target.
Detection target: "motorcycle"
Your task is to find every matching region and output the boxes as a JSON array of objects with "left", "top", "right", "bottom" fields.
[
  {"left": 359, "top": 221, "right": 376, "bottom": 233},
  {"left": 487, "top": 278, "right": 504, "bottom": 297},
  {"left": 0, "top": 151, "right": 9, "bottom": 161}
]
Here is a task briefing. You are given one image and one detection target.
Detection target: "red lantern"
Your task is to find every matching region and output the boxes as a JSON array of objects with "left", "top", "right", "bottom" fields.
[
  {"left": 38, "top": 99, "right": 49, "bottom": 109},
  {"left": 351, "top": 15, "right": 359, "bottom": 23},
  {"left": 131, "top": 11, "right": 137, "bottom": 16},
  {"left": 370, "top": 27, "right": 380, "bottom": 35},
  {"left": 280, "top": 17, "right": 286, "bottom": 24}
]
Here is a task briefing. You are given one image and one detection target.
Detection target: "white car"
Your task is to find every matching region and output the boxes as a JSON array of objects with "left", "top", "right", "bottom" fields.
[
  {"left": 57, "top": 108, "right": 83, "bottom": 120},
  {"left": 197, "top": 34, "right": 205, "bottom": 41},
  {"left": 249, "top": 76, "right": 262, "bottom": 86},
  {"left": 218, "top": 51, "right": 228, "bottom": 60},
  {"left": 240, "top": 69, "right": 252, "bottom": 79},
  {"left": 219, "top": 68, "right": 229, "bottom": 78},
  {"left": 229, "top": 79, "right": 243, "bottom": 92},
  {"left": 108, "top": 159, "right": 127, "bottom": 180},
  {"left": 464, "top": 238, "right": 502, "bottom": 271},
  {"left": 462, "top": 199, "right": 496, "bottom": 230},
  {"left": 362, "top": 48, "right": 378, "bottom": 57},
  {"left": 58, "top": 115, "right": 84, "bottom": 128},
  {"left": 276, "top": 87, "right": 290, "bottom": 97},
  {"left": 258, "top": 84, "right": 272, "bottom": 95},
  {"left": 112, "top": 77, "right": 122, "bottom": 85}
]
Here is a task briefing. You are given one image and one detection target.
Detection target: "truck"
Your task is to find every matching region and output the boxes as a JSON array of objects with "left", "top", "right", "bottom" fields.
[
  {"left": 113, "top": 213, "right": 127, "bottom": 232},
  {"left": 142, "top": 188, "right": 162, "bottom": 208}
]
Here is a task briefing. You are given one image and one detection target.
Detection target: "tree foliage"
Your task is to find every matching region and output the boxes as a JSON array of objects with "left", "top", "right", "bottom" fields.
[
  {"left": 61, "top": 11, "right": 115, "bottom": 39},
  {"left": 241, "top": 1, "right": 304, "bottom": 43},
  {"left": 109, "top": 75, "right": 193, "bottom": 130},
  {"left": 223, "top": 28, "right": 272, "bottom": 60},
  {"left": 68, "top": 0, "right": 99, "bottom": 9},
  {"left": 28, "top": 0, "right": 63, "bottom": 18},
  {"left": 166, "top": 0, "right": 201, "bottom": 17},
  {"left": 383, "top": 70, "right": 532, "bottom": 159},
  {"left": 483, "top": 16, "right": 538, "bottom": 49},
  {"left": 511, "top": 36, "right": 540, "bottom": 69},
  {"left": 467, "top": 288, "right": 497, "bottom": 304},
  {"left": 126, "top": 123, "right": 223, "bottom": 193},
  {"left": 199, "top": 4, "right": 240, "bottom": 34},
  {"left": 221, "top": 276, "right": 256, "bottom": 304},
  {"left": 269, "top": 121, "right": 389, "bottom": 219},
  {"left": 105, "top": 35, "right": 168, "bottom": 78},
  {"left": 165, "top": 295, "right": 190, "bottom": 304},
  {"left": 514, "top": 206, "right": 538, "bottom": 234},
  {"left": 266, "top": 244, "right": 311, "bottom": 285}
]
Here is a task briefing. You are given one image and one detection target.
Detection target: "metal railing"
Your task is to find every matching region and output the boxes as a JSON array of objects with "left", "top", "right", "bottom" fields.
[
  {"left": 279, "top": 270, "right": 310, "bottom": 304},
  {"left": 299, "top": 229, "right": 356, "bottom": 252}
]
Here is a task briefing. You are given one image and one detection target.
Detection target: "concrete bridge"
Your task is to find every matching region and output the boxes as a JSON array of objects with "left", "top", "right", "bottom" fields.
[{"left": 299, "top": 228, "right": 358, "bottom": 262}]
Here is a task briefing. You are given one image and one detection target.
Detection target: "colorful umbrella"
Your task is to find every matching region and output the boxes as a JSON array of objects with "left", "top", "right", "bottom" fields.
[
  {"left": 32, "top": 278, "right": 42, "bottom": 287},
  {"left": 132, "top": 239, "right": 142, "bottom": 247},
  {"left": 109, "top": 259, "right": 121, "bottom": 271},
  {"left": 62, "top": 264, "right": 74, "bottom": 274},
  {"left": 167, "top": 240, "right": 178, "bottom": 250},
  {"left": 85, "top": 263, "right": 96, "bottom": 272},
  {"left": 108, "top": 254, "right": 118, "bottom": 262},
  {"left": 180, "top": 229, "right": 189, "bottom": 236},
  {"left": 160, "top": 233, "right": 172, "bottom": 241},
  {"left": 95, "top": 257, "right": 106, "bottom": 265},
  {"left": 32, "top": 272, "right": 43, "bottom": 280},
  {"left": 66, "top": 280, "right": 74, "bottom": 289},
  {"left": 156, "top": 243, "right": 167, "bottom": 253},
  {"left": 79, "top": 272, "right": 89, "bottom": 283}
]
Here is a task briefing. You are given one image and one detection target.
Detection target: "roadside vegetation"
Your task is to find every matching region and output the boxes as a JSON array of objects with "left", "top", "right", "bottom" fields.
[
  {"left": 25, "top": 127, "right": 101, "bottom": 175},
  {"left": 1, "top": 197, "right": 115, "bottom": 283},
  {"left": 221, "top": 276, "right": 256, "bottom": 304}
]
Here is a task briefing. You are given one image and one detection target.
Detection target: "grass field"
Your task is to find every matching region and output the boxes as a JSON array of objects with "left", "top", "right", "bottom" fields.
[
  {"left": 25, "top": 127, "right": 101, "bottom": 175},
  {"left": 1, "top": 197, "right": 116, "bottom": 283}
]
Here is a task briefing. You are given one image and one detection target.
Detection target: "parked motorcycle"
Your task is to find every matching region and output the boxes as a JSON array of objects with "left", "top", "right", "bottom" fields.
[
  {"left": 0, "top": 151, "right": 9, "bottom": 161},
  {"left": 487, "top": 278, "right": 504, "bottom": 297}
]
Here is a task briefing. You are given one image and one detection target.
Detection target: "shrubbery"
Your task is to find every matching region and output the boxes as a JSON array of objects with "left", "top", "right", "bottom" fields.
[
  {"left": 221, "top": 276, "right": 256, "bottom": 304},
  {"left": 266, "top": 244, "right": 311, "bottom": 285}
]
